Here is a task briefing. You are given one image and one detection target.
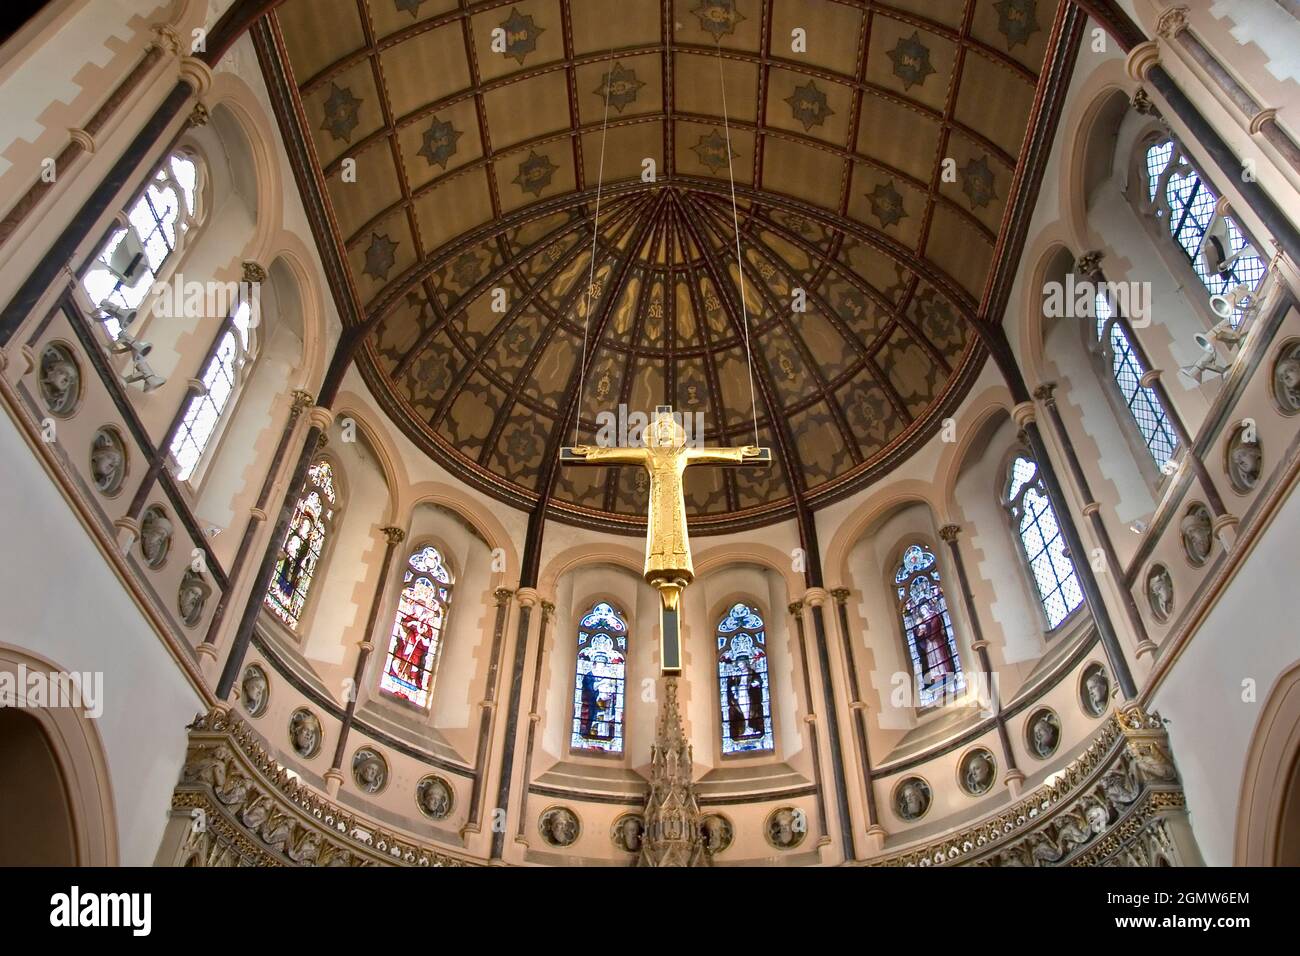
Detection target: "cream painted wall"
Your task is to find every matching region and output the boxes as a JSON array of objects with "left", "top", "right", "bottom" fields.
[{"left": 0, "top": 410, "right": 203, "bottom": 865}]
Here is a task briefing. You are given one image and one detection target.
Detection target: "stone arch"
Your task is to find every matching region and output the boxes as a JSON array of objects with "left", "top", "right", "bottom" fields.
[
  {"left": 1235, "top": 658, "right": 1300, "bottom": 865},
  {"left": 0, "top": 643, "right": 117, "bottom": 865}
]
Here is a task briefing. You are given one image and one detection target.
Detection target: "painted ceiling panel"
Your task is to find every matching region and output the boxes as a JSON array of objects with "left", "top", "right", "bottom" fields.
[{"left": 263, "top": 0, "right": 1070, "bottom": 531}]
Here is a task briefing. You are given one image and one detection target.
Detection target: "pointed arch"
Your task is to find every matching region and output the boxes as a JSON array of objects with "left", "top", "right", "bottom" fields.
[
  {"left": 716, "top": 602, "right": 774, "bottom": 755},
  {"left": 265, "top": 458, "right": 341, "bottom": 629},
  {"left": 1003, "top": 452, "right": 1082, "bottom": 631},
  {"left": 569, "top": 601, "right": 629, "bottom": 754},
  {"left": 379, "top": 543, "right": 454, "bottom": 709},
  {"left": 893, "top": 542, "right": 964, "bottom": 708}
]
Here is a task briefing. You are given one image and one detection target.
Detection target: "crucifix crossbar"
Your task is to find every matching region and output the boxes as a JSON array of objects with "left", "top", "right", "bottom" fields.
[{"left": 560, "top": 406, "right": 771, "bottom": 674}]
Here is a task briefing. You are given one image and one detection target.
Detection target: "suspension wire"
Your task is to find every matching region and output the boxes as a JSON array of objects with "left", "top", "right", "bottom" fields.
[
  {"left": 716, "top": 44, "right": 760, "bottom": 447},
  {"left": 573, "top": 43, "right": 618, "bottom": 447}
]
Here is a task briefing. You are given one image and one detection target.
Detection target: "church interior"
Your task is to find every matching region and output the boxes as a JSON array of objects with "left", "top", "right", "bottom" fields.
[{"left": 1, "top": 0, "right": 1298, "bottom": 870}]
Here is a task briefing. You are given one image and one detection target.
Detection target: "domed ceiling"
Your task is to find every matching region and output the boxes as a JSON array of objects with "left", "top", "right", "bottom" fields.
[{"left": 257, "top": 0, "right": 1075, "bottom": 532}]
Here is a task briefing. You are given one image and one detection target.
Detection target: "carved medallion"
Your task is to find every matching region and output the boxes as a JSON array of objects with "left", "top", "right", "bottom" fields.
[
  {"left": 1225, "top": 424, "right": 1262, "bottom": 494},
  {"left": 595, "top": 62, "right": 645, "bottom": 113},
  {"left": 89, "top": 426, "right": 127, "bottom": 496},
  {"left": 867, "top": 181, "right": 907, "bottom": 229},
  {"left": 1271, "top": 340, "right": 1300, "bottom": 415},
  {"left": 1179, "top": 502, "right": 1213, "bottom": 568},
  {"left": 241, "top": 663, "right": 270, "bottom": 718},
  {"left": 692, "top": 129, "right": 735, "bottom": 174},
  {"left": 1026, "top": 708, "right": 1060, "bottom": 759},
  {"left": 351, "top": 747, "right": 389, "bottom": 794},
  {"left": 38, "top": 342, "right": 81, "bottom": 417},
  {"left": 693, "top": 0, "right": 745, "bottom": 40},
  {"left": 994, "top": 0, "right": 1041, "bottom": 49},
  {"left": 538, "top": 805, "right": 580, "bottom": 847},
  {"left": 416, "top": 774, "right": 454, "bottom": 819},
  {"left": 139, "top": 504, "right": 173, "bottom": 569},
  {"left": 959, "top": 748, "right": 997, "bottom": 796},
  {"left": 363, "top": 232, "right": 399, "bottom": 282},
  {"left": 699, "top": 813, "right": 734, "bottom": 855},
  {"left": 289, "top": 707, "right": 322, "bottom": 758},
  {"left": 512, "top": 150, "right": 558, "bottom": 197},
  {"left": 610, "top": 812, "right": 645, "bottom": 853},
  {"left": 498, "top": 7, "right": 545, "bottom": 65},
  {"left": 321, "top": 83, "right": 362, "bottom": 143},
  {"left": 177, "top": 568, "right": 211, "bottom": 628},
  {"left": 1145, "top": 564, "right": 1174, "bottom": 623},
  {"left": 417, "top": 116, "right": 463, "bottom": 170},
  {"left": 960, "top": 156, "right": 998, "bottom": 209},
  {"left": 765, "top": 805, "right": 809, "bottom": 847},
  {"left": 893, "top": 777, "right": 933, "bottom": 821},
  {"left": 785, "top": 80, "right": 833, "bottom": 131},
  {"left": 1079, "top": 662, "right": 1111, "bottom": 718}
]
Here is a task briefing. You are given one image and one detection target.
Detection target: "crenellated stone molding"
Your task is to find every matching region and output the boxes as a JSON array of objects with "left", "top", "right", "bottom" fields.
[
  {"left": 863, "top": 707, "right": 1197, "bottom": 867},
  {"left": 164, "top": 708, "right": 476, "bottom": 867}
]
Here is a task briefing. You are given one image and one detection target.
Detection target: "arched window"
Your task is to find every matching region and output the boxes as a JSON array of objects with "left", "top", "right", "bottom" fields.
[
  {"left": 81, "top": 152, "right": 200, "bottom": 339},
  {"left": 569, "top": 602, "right": 628, "bottom": 754},
  {"left": 894, "top": 544, "right": 963, "bottom": 707},
  {"left": 168, "top": 299, "right": 254, "bottom": 481},
  {"left": 717, "top": 603, "right": 773, "bottom": 755},
  {"left": 265, "top": 460, "right": 338, "bottom": 629},
  {"left": 1143, "top": 138, "right": 1266, "bottom": 324},
  {"left": 1093, "top": 290, "right": 1177, "bottom": 471},
  {"left": 379, "top": 545, "right": 453, "bottom": 709},
  {"left": 1005, "top": 455, "right": 1083, "bottom": 630}
]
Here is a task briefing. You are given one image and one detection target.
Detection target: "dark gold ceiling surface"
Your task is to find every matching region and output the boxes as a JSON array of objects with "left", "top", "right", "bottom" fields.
[{"left": 266, "top": 0, "right": 1064, "bottom": 531}]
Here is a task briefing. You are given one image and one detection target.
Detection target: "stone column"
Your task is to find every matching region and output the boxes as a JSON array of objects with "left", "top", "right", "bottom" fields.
[
  {"left": 465, "top": 586, "right": 513, "bottom": 837},
  {"left": 828, "top": 588, "right": 886, "bottom": 848},
  {"left": 938, "top": 525, "right": 1025, "bottom": 795},
  {"left": 1123, "top": 35, "right": 1300, "bottom": 267},
  {"left": 324, "top": 525, "right": 406, "bottom": 797},
  {"left": 492, "top": 586, "right": 542, "bottom": 860},
  {"left": 803, "top": 588, "right": 856, "bottom": 862},
  {"left": 1032, "top": 384, "right": 1157, "bottom": 658},
  {"left": 787, "top": 600, "right": 829, "bottom": 846},
  {"left": 1154, "top": 5, "right": 1300, "bottom": 178}
]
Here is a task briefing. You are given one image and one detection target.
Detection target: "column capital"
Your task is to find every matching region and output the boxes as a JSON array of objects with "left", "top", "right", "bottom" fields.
[
  {"left": 1126, "top": 41, "right": 1161, "bottom": 82},
  {"left": 179, "top": 56, "right": 214, "bottom": 97},
  {"left": 1012, "top": 401, "right": 1036, "bottom": 429},
  {"left": 249, "top": 506, "right": 268, "bottom": 522},
  {"left": 291, "top": 389, "right": 315, "bottom": 410},
  {"left": 1032, "top": 382, "right": 1058, "bottom": 405},
  {"left": 242, "top": 261, "right": 268, "bottom": 285},
  {"left": 1131, "top": 87, "right": 1162, "bottom": 118},
  {"left": 787, "top": 600, "right": 804, "bottom": 615},
  {"left": 802, "top": 587, "right": 829, "bottom": 608},
  {"left": 185, "top": 377, "right": 207, "bottom": 395},
  {"left": 1081, "top": 501, "right": 1102, "bottom": 517},
  {"left": 1155, "top": 6, "right": 1189, "bottom": 40},
  {"left": 829, "top": 587, "right": 851, "bottom": 603},
  {"left": 1138, "top": 369, "right": 1162, "bottom": 388},
  {"left": 541, "top": 601, "right": 555, "bottom": 619},
  {"left": 381, "top": 526, "right": 406, "bottom": 545},
  {"left": 938, "top": 524, "right": 961, "bottom": 542},
  {"left": 306, "top": 405, "right": 334, "bottom": 431},
  {"left": 494, "top": 587, "right": 514, "bottom": 606},
  {"left": 68, "top": 127, "right": 96, "bottom": 153},
  {"left": 1249, "top": 107, "right": 1278, "bottom": 136},
  {"left": 1076, "top": 250, "right": 1105, "bottom": 277},
  {"left": 516, "top": 587, "right": 541, "bottom": 608}
]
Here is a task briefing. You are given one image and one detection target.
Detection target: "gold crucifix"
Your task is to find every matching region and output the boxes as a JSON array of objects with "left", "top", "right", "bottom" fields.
[{"left": 561, "top": 406, "right": 771, "bottom": 675}]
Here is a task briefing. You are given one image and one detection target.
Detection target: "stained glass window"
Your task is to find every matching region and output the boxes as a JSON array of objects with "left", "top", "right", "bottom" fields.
[
  {"left": 1144, "top": 139, "right": 1266, "bottom": 325},
  {"left": 265, "top": 461, "right": 338, "bottom": 629},
  {"left": 569, "top": 602, "right": 628, "bottom": 754},
  {"left": 82, "top": 152, "right": 199, "bottom": 340},
  {"left": 894, "top": 545, "right": 963, "bottom": 708},
  {"left": 717, "top": 603, "right": 774, "bottom": 755},
  {"left": 169, "top": 301, "right": 254, "bottom": 481},
  {"left": 379, "top": 545, "right": 453, "bottom": 709},
  {"left": 1094, "top": 291, "right": 1177, "bottom": 471},
  {"left": 1006, "top": 455, "right": 1083, "bottom": 629}
]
